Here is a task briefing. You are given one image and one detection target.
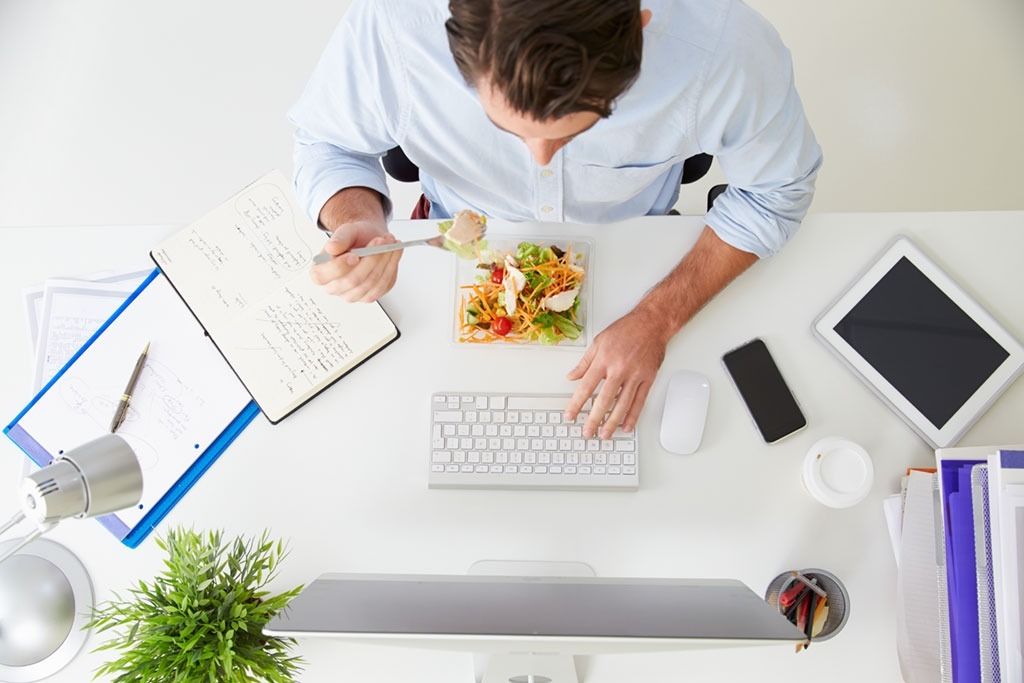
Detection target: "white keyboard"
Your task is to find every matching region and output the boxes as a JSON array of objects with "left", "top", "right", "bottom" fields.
[{"left": 429, "top": 392, "right": 639, "bottom": 490}]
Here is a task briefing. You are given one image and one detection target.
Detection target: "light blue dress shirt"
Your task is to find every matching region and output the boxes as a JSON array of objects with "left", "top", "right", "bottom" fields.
[{"left": 288, "top": 0, "right": 822, "bottom": 258}]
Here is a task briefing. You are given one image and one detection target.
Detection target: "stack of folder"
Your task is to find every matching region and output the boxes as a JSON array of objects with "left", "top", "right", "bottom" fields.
[{"left": 888, "top": 444, "right": 1024, "bottom": 683}]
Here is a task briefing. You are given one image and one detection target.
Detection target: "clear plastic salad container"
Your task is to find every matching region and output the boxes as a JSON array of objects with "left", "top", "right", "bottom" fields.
[{"left": 450, "top": 235, "right": 594, "bottom": 349}]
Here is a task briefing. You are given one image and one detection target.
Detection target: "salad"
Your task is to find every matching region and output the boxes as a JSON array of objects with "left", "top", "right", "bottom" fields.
[{"left": 457, "top": 240, "right": 586, "bottom": 345}]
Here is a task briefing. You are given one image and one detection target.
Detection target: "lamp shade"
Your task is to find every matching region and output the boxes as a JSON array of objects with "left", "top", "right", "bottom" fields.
[{"left": 20, "top": 434, "right": 142, "bottom": 525}]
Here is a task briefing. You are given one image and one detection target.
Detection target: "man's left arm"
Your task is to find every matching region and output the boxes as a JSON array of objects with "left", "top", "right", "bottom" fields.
[
  {"left": 565, "top": 5, "right": 822, "bottom": 438},
  {"left": 565, "top": 227, "right": 756, "bottom": 439}
]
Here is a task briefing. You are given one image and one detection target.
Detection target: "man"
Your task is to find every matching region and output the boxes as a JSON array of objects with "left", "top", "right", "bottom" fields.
[{"left": 290, "top": 0, "right": 822, "bottom": 441}]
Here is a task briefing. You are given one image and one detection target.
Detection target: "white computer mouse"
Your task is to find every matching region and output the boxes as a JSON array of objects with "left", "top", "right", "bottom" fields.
[{"left": 659, "top": 370, "right": 711, "bottom": 455}]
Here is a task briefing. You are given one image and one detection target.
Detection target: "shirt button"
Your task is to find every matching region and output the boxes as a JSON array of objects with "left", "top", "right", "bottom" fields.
[
  {"left": 541, "top": 205, "right": 553, "bottom": 213},
  {"left": 540, "top": 169, "right": 553, "bottom": 178}
]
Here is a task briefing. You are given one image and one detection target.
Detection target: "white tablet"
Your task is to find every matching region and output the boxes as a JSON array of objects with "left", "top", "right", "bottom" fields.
[{"left": 814, "top": 236, "right": 1024, "bottom": 448}]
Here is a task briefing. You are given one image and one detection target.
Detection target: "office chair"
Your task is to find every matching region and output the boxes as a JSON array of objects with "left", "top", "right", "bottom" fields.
[{"left": 381, "top": 147, "right": 728, "bottom": 212}]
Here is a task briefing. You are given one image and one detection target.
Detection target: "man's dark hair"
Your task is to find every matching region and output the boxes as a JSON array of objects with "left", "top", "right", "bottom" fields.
[{"left": 446, "top": 0, "right": 643, "bottom": 121}]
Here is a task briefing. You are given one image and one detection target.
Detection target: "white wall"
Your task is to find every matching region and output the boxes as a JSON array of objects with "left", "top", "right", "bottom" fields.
[{"left": 1, "top": 0, "right": 1022, "bottom": 227}]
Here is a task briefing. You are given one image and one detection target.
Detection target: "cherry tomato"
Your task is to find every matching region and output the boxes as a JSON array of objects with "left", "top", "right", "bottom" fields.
[
  {"left": 491, "top": 316, "right": 512, "bottom": 336},
  {"left": 490, "top": 268, "right": 504, "bottom": 284}
]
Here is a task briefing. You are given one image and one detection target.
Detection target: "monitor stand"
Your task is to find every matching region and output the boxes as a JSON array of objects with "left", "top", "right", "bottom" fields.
[{"left": 467, "top": 560, "right": 597, "bottom": 683}]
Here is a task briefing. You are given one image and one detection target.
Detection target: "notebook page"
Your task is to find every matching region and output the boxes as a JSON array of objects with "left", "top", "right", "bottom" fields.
[{"left": 151, "top": 170, "right": 397, "bottom": 421}]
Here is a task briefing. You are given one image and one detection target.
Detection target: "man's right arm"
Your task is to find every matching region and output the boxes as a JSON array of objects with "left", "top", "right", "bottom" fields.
[{"left": 290, "top": 0, "right": 409, "bottom": 301}]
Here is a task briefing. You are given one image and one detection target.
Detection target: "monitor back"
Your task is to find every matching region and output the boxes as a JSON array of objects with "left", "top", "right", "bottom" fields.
[{"left": 264, "top": 573, "right": 804, "bottom": 653}]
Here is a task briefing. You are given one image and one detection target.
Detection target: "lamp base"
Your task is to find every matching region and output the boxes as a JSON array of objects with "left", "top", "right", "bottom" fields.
[{"left": 0, "top": 538, "right": 93, "bottom": 682}]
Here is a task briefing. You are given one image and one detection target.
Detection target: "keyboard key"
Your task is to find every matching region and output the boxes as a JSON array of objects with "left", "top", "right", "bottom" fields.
[{"left": 507, "top": 396, "right": 567, "bottom": 411}]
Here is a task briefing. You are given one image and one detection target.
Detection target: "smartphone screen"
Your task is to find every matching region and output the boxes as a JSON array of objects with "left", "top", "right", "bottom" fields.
[{"left": 722, "top": 338, "right": 806, "bottom": 443}]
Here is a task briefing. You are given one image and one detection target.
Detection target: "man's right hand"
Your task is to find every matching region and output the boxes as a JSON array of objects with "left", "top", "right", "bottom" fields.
[
  {"left": 309, "top": 186, "right": 402, "bottom": 303},
  {"left": 310, "top": 220, "right": 403, "bottom": 302}
]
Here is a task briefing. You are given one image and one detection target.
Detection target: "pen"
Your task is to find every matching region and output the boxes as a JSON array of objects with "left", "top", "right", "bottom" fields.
[{"left": 110, "top": 341, "right": 150, "bottom": 433}]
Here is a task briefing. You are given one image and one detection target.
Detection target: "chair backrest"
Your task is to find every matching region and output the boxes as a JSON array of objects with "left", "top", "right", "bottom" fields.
[
  {"left": 381, "top": 146, "right": 715, "bottom": 187},
  {"left": 381, "top": 147, "right": 420, "bottom": 183}
]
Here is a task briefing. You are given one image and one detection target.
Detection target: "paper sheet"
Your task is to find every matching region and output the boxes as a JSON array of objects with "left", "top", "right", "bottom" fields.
[
  {"left": 884, "top": 492, "right": 904, "bottom": 566},
  {"left": 896, "top": 470, "right": 943, "bottom": 683},
  {"left": 23, "top": 268, "right": 151, "bottom": 387},
  {"left": 33, "top": 278, "right": 144, "bottom": 390}
]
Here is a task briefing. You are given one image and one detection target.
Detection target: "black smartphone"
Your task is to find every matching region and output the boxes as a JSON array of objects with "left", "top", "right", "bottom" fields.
[{"left": 722, "top": 338, "right": 807, "bottom": 443}]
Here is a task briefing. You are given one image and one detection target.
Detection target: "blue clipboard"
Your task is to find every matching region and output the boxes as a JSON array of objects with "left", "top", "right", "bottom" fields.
[{"left": 4, "top": 270, "right": 259, "bottom": 548}]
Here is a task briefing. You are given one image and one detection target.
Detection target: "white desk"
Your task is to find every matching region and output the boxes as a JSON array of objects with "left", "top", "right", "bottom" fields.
[{"left": 2, "top": 213, "right": 1023, "bottom": 682}]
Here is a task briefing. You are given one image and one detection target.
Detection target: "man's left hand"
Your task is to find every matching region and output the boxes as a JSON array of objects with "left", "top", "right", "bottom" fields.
[
  {"left": 564, "top": 309, "right": 670, "bottom": 440},
  {"left": 563, "top": 226, "right": 758, "bottom": 442}
]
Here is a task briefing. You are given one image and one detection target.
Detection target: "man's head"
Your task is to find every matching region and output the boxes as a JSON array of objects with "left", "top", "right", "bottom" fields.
[{"left": 446, "top": 0, "right": 646, "bottom": 165}]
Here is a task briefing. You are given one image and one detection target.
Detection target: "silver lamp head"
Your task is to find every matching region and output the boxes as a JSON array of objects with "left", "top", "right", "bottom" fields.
[{"left": 20, "top": 433, "right": 143, "bottom": 525}]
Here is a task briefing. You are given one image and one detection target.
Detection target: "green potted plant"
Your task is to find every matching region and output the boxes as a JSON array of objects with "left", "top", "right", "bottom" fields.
[{"left": 87, "top": 527, "right": 304, "bottom": 682}]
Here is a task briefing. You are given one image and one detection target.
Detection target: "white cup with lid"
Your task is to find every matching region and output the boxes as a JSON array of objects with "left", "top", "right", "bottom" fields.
[{"left": 802, "top": 437, "right": 874, "bottom": 508}]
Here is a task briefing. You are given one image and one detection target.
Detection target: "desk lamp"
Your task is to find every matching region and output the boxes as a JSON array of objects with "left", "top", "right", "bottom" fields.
[{"left": 0, "top": 434, "right": 143, "bottom": 681}]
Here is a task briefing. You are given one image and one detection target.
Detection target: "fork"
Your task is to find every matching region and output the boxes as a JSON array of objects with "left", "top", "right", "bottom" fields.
[{"left": 311, "top": 235, "right": 446, "bottom": 264}]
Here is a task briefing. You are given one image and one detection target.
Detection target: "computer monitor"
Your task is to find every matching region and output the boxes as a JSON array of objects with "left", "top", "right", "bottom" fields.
[{"left": 264, "top": 563, "right": 804, "bottom": 683}]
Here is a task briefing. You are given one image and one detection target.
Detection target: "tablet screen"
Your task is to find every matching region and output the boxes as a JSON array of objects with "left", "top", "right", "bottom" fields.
[{"left": 833, "top": 256, "right": 1009, "bottom": 429}]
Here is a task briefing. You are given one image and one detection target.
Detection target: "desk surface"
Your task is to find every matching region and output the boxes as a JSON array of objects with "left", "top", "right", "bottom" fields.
[{"left": 2, "top": 212, "right": 1023, "bottom": 682}]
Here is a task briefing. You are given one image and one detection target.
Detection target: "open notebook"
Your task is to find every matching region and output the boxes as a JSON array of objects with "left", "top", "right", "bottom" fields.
[{"left": 151, "top": 170, "right": 399, "bottom": 423}]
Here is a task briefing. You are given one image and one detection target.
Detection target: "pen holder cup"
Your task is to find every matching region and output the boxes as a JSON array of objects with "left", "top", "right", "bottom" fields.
[{"left": 765, "top": 568, "right": 849, "bottom": 642}]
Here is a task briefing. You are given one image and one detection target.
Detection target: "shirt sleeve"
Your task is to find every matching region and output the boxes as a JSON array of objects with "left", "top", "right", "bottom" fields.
[
  {"left": 287, "top": 0, "right": 407, "bottom": 223},
  {"left": 696, "top": 3, "right": 823, "bottom": 258}
]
